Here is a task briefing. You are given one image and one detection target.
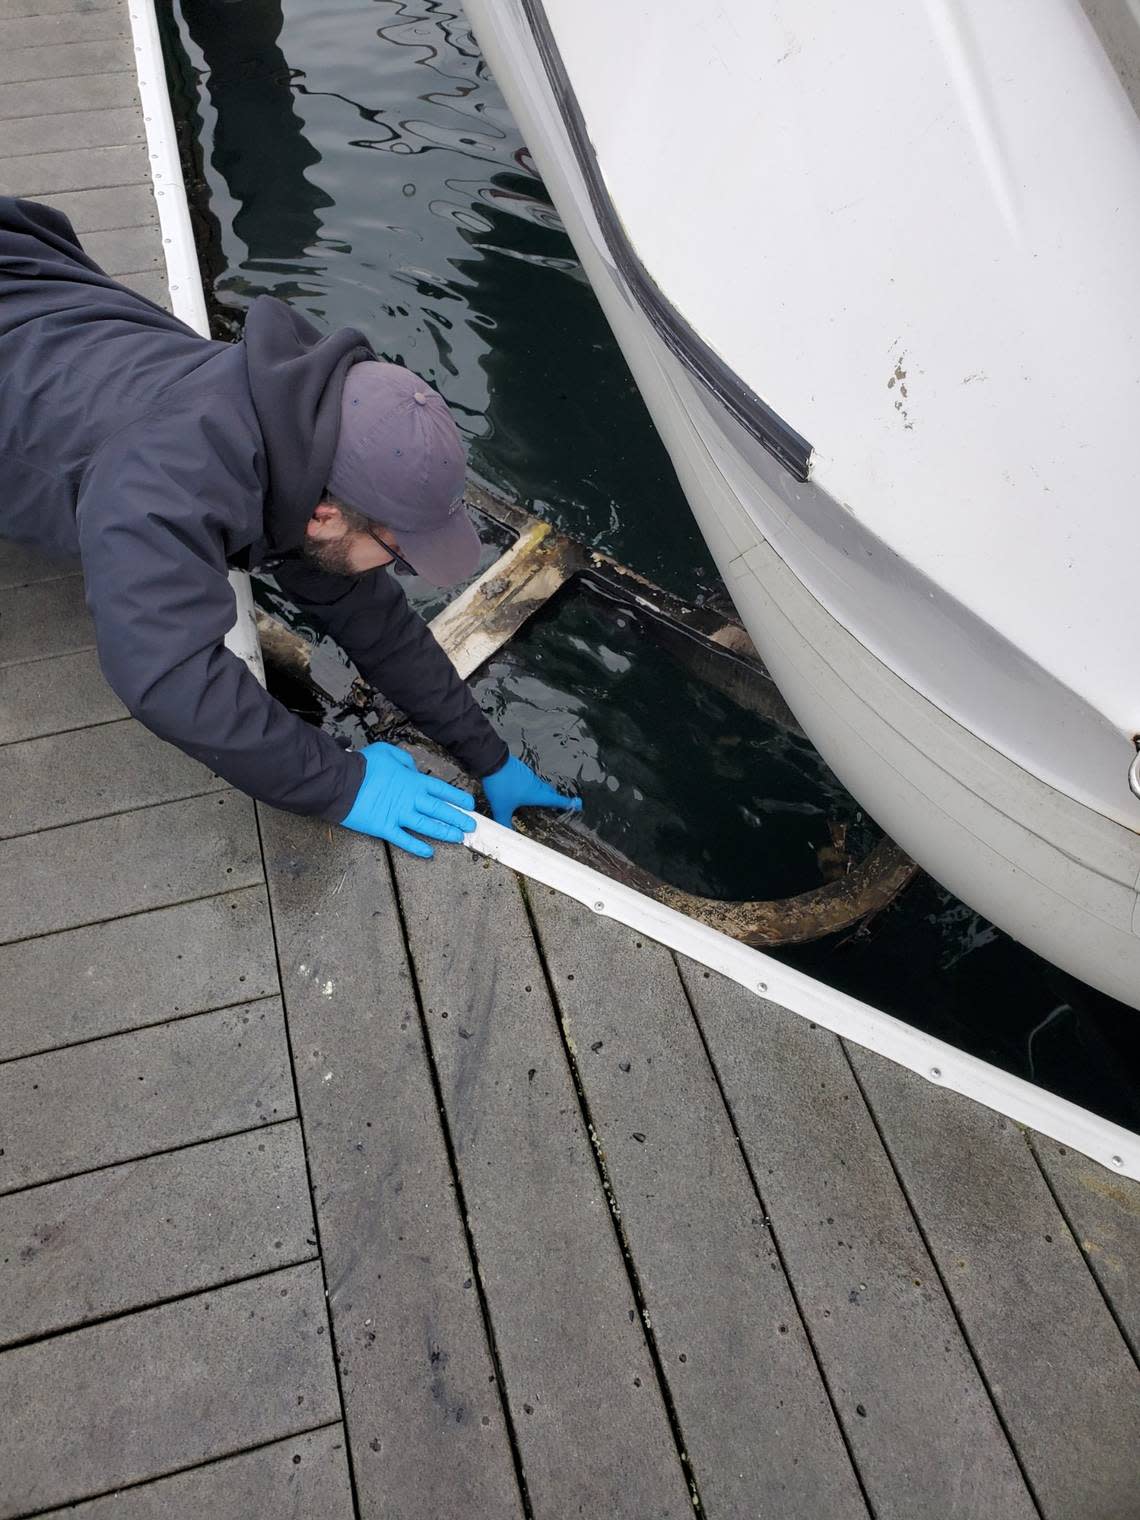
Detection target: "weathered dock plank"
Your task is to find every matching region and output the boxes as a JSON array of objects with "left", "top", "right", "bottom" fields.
[
  {"left": 0, "top": 72, "right": 137, "bottom": 120},
  {"left": 82, "top": 221, "right": 162, "bottom": 275},
  {"left": 0, "top": 790, "right": 262, "bottom": 943},
  {"left": 260, "top": 809, "right": 525, "bottom": 1520},
  {"left": 850, "top": 1047, "right": 1140, "bottom": 1520},
  {"left": 0, "top": 8, "right": 126, "bottom": 49},
  {"left": 680, "top": 966, "right": 1037, "bottom": 1520},
  {"left": 3, "top": 718, "right": 224, "bottom": 839},
  {"left": 0, "top": 998, "right": 294, "bottom": 1193},
  {"left": 0, "top": 1122, "right": 314, "bottom": 1346},
  {"left": 29, "top": 180, "right": 156, "bottom": 233},
  {"left": 0, "top": 104, "right": 143, "bottom": 158},
  {"left": 0, "top": 1260, "right": 339, "bottom": 1518},
  {"left": 527, "top": 889, "right": 868, "bottom": 1518},
  {"left": 0, "top": 887, "right": 277, "bottom": 1061},
  {"left": 0, "top": 577, "right": 92, "bottom": 666},
  {"left": 0, "top": 40, "right": 132, "bottom": 86},
  {"left": 1031, "top": 1132, "right": 1140, "bottom": 1358},
  {"left": 0, "top": 539, "right": 78, "bottom": 591},
  {"left": 392, "top": 844, "right": 693, "bottom": 1519},
  {"left": 33, "top": 1427, "right": 355, "bottom": 1520},
  {"left": 117, "top": 267, "right": 170, "bottom": 308},
  {"left": 0, "top": 0, "right": 122, "bottom": 19},
  {"left": 0, "top": 649, "right": 124, "bottom": 744},
  {"left": 0, "top": 141, "right": 149, "bottom": 196}
]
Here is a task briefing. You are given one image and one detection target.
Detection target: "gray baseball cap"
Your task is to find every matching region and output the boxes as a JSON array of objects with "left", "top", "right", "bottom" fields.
[{"left": 327, "top": 360, "right": 480, "bottom": 587}]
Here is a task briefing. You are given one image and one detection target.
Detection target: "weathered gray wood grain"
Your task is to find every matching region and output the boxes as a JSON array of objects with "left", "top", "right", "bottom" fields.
[
  {"left": 527, "top": 889, "right": 867, "bottom": 1518},
  {"left": 3, "top": 718, "right": 224, "bottom": 839},
  {"left": 32, "top": 1426, "right": 355, "bottom": 1520},
  {"left": 0, "top": 106, "right": 140, "bottom": 158},
  {"left": 0, "top": 140, "right": 148, "bottom": 195},
  {"left": 0, "top": 70, "right": 136, "bottom": 120},
  {"left": 0, "top": 648, "right": 124, "bottom": 744},
  {"left": 0, "top": 7, "right": 126, "bottom": 47},
  {"left": 0, "top": 538, "right": 79, "bottom": 590},
  {"left": 0, "top": 576, "right": 92, "bottom": 666},
  {"left": 117, "top": 267, "right": 170, "bottom": 308},
  {"left": 0, "top": 790, "right": 262, "bottom": 943},
  {"left": 0, "top": 40, "right": 130, "bottom": 84},
  {"left": 0, "top": 886, "right": 277, "bottom": 1060},
  {"left": 0, "top": 1260, "right": 339, "bottom": 1517},
  {"left": 31, "top": 180, "right": 156, "bottom": 232},
  {"left": 391, "top": 844, "right": 693, "bottom": 1519},
  {"left": 680, "top": 965, "right": 1036, "bottom": 1520},
  {"left": 850, "top": 1046, "right": 1140, "bottom": 1520},
  {"left": 0, "top": 998, "right": 294, "bottom": 1193},
  {"left": 83, "top": 221, "right": 162, "bottom": 275},
  {"left": 1031, "top": 1132, "right": 1140, "bottom": 1358},
  {"left": 0, "top": 0, "right": 122, "bottom": 18},
  {"left": 259, "top": 808, "right": 524, "bottom": 1520},
  {"left": 0, "top": 1122, "right": 314, "bottom": 1345}
]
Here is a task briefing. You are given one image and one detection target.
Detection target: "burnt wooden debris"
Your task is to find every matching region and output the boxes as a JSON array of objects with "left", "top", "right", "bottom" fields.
[{"left": 2, "top": 4, "right": 1140, "bottom": 1516}]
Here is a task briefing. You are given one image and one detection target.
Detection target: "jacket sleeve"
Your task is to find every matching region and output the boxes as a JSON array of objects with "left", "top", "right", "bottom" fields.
[
  {"left": 77, "top": 409, "right": 364, "bottom": 822},
  {"left": 272, "top": 554, "right": 510, "bottom": 779}
]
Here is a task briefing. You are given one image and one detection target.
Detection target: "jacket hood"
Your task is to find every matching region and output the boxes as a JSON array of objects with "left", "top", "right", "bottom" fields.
[{"left": 241, "top": 295, "right": 373, "bottom": 554}]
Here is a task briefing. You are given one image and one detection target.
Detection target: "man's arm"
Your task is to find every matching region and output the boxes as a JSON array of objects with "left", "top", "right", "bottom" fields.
[
  {"left": 272, "top": 554, "right": 509, "bottom": 779},
  {"left": 78, "top": 411, "right": 364, "bottom": 821}
]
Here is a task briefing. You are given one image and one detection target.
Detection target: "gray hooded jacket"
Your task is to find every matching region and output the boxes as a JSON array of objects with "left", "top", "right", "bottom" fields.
[{"left": 0, "top": 196, "right": 507, "bottom": 820}]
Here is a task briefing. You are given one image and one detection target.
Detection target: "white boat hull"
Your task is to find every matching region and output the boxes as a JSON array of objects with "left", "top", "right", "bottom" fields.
[{"left": 464, "top": 0, "right": 1140, "bottom": 1008}]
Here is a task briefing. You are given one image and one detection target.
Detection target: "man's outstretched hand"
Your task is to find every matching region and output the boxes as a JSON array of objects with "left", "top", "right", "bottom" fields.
[
  {"left": 482, "top": 754, "right": 583, "bottom": 829},
  {"left": 340, "top": 742, "right": 476, "bottom": 859}
]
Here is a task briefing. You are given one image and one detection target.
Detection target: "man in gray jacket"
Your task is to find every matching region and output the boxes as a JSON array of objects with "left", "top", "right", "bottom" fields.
[{"left": 0, "top": 196, "right": 578, "bottom": 855}]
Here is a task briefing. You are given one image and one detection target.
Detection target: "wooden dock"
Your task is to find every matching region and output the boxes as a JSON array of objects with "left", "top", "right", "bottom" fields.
[{"left": 2, "top": 2, "right": 1140, "bottom": 1516}]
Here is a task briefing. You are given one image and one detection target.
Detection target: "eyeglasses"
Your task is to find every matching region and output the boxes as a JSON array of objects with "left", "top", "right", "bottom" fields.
[{"left": 363, "top": 522, "right": 417, "bottom": 577}]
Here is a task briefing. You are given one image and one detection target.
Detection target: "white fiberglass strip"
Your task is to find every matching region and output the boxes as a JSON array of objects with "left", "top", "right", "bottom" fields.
[
  {"left": 465, "top": 815, "right": 1140, "bottom": 1181},
  {"left": 126, "top": 1, "right": 265, "bottom": 685}
]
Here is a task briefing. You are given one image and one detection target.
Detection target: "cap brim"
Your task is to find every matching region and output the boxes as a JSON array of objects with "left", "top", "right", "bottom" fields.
[{"left": 395, "top": 501, "right": 482, "bottom": 588}]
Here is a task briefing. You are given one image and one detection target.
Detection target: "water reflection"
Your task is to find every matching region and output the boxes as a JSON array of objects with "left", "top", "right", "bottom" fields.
[
  {"left": 471, "top": 588, "right": 879, "bottom": 902},
  {"left": 180, "top": 0, "right": 333, "bottom": 263}
]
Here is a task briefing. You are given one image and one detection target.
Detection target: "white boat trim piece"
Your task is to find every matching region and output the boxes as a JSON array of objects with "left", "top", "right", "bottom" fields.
[
  {"left": 465, "top": 814, "right": 1140, "bottom": 1181},
  {"left": 126, "top": 1, "right": 265, "bottom": 686}
]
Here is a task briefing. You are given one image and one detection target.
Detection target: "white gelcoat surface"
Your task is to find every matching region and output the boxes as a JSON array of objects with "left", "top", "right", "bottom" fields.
[{"left": 539, "top": 0, "right": 1140, "bottom": 817}]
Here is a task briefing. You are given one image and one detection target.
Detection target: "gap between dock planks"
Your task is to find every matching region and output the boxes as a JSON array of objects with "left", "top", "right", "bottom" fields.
[
  {"left": 0, "top": 1262, "right": 339, "bottom": 1519},
  {"left": 259, "top": 807, "right": 526, "bottom": 1520},
  {"left": 0, "top": 12, "right": 353, "bottom": 1518},
  {"left": 849, "top": 1046, "right": 1140, "bottom": 1519},
  {"left": 527, "top": 885, "right": 1038, "bottom": 1520},
  {"left": 387, "top": 843, "right": 697, "bottom": 1518}
]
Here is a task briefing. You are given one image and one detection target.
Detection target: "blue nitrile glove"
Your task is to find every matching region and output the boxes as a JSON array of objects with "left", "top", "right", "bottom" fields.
[
  {"left": 340, "top": 742, "right": 476, "bottom": 859},
  {"left": 482, "top": 754, "right": 583, "bottom": 829}
]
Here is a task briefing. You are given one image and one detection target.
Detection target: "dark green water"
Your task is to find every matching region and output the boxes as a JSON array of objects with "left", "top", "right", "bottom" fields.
[{"left": 160, "top": 0, "right": 1140, "bottom": 1127}]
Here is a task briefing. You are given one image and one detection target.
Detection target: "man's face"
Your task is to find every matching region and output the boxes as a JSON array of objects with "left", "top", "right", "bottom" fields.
[{"left": 303, "top": 501, "right": 400, "bottom": 577}]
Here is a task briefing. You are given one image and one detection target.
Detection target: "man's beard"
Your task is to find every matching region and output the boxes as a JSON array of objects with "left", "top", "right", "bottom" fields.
[{"left": 301, "top": 535, "right": 361, "bottom": 577}]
